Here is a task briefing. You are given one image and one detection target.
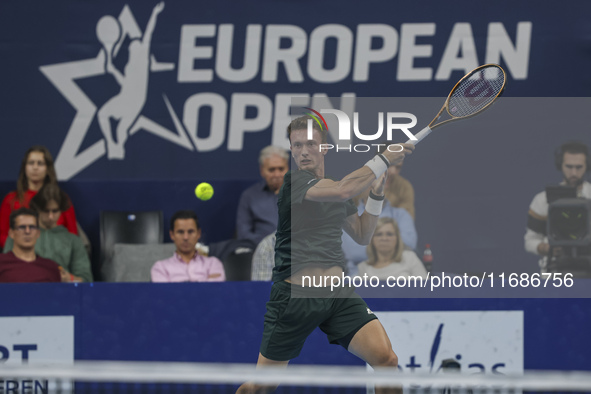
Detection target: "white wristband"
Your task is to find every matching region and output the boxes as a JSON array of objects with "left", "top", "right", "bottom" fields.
[
  {"left": 365, "top": 195, "right": 384, "bottom": 216},
  {"left": 364, "top": 154, "right": 390, "bottom": 178}
]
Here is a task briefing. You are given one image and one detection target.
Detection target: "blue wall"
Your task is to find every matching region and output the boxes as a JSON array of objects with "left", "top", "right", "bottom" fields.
[{"left": 1, "top": 282, "right": 590, "bottom": 370}]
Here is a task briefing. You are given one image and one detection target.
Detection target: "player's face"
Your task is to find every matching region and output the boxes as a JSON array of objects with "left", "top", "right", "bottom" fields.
[
  {"left": 260, "top": 155, "right": 288, "bottom": 193},
  {"left": 372, "top": 223, "right": 398, "bottom": 256},
  {"left": 290, "top": 129, "right": 326, "bottom": 173},
  {"left": 561, "top": 152, "right": 587, "bottom": 187},
  {"left": 38, "top": 200, "right": 61, "bottom": 230},
  {"left": 9, "top": 215, "right": 40, "bottom": 250},
  {"left": 25, "top": 151, "right": 47, "bottom": 185},
  {"left": 170, "top": 218, "right": 201, "bottom": 256}
]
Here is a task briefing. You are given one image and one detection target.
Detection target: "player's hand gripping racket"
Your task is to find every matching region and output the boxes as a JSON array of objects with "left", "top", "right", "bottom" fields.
[{"left": 407, "top": 64, "right": 506, "bottom": 145}]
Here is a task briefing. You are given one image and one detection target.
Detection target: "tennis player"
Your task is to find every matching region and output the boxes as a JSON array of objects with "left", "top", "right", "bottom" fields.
[{"left": 237, "top": 115, "right": 414, "bottom": 394}]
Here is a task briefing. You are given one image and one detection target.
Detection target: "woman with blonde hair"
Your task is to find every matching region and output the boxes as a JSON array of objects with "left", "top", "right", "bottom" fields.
[
  {"left": 0, "top": 146, "right": 78, "bottom": 247},
  {"left": 357, "top": 217, "right": 427, "bottom": 280}
]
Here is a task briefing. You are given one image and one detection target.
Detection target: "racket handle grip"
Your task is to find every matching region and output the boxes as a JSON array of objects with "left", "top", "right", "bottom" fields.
[{"left": 406, "top": 126, "right": 432, "bottom": 145}]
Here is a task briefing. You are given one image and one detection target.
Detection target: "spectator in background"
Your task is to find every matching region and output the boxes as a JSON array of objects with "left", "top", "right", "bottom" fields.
[
  {"left": 151, "top": 210, "right": 225, "bottom": 282},
  {"left": 4, "top": 184, "right": 93, "bottom": 282},
  {"left": 0, "top": 146, "right": 78, "bottom": 248},
  {"left": 236, "top": 146, "right": 288, "bottom": 245},
  {"left": 357, "top": 217, "right": 427, "bottom": 280},
  {"left": 0, "top": 208, "right": 61, "bottom": 283},
  {"left": 251, "top": 231, "right": 276, "bottom": 281},
  {"left": 525, "top": 141, "right": 591, "bottom": 271},
  {"left": 342, "top": 189, "right": 417, "bottom": 275},
  {"left": 385, "top": 161, "right": 415, "bottom": 219}
]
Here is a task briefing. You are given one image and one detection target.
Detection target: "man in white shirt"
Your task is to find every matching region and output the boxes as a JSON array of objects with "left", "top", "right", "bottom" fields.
[{"left": 525, "top": 141, "right": 591, "bottom": 270}]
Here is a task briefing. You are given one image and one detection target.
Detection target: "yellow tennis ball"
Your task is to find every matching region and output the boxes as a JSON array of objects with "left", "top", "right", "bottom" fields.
[{"left": 195, "top": 182, "right": 214, "bottom": 201}]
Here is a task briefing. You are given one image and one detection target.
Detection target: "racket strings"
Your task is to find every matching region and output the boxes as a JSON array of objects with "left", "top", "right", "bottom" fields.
[{"left": 448, "top": 66, "right": 505, "bottom": 118}]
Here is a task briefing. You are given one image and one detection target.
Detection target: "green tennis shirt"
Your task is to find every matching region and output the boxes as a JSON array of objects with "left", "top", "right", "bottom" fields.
[{"left": 272, "top": 170, "right": 357, "bottom": 282}]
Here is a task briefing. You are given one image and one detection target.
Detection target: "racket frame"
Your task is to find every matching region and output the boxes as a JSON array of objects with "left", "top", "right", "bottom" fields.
[
  {"left": 406, "top": 63, "right": 506, "bottom": 145},
  {"left": 432, "top": 63, "right": 507, "bottom": 129}
]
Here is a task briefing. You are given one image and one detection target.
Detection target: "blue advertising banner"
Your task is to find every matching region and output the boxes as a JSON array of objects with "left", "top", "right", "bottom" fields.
[
  {"left": 0, "top": 283, "right": 589, "bottom": 371},
  {"left": 1, "top": 0, "right": 587, "bottom": 181},
  {"left": 1, "top": 1, "right": 591, "bottom": 275}
]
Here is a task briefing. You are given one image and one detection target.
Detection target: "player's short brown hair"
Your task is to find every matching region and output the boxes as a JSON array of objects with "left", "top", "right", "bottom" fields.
[{"left": 287, "top": 115, "right": 327, "bottom": 144}]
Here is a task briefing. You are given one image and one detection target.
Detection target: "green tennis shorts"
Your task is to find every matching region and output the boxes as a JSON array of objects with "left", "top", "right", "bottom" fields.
[{"left": 259, "top": 280, "right": 378, "bottom": 361}]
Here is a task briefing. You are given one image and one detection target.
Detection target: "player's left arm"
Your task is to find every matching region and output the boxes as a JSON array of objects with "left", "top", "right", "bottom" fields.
[
  {"left": 342, "top": 173, "right": 386, "bottom": 245},
  {"left": 342, "top": 210, "right": 379, "bottom": 246}
]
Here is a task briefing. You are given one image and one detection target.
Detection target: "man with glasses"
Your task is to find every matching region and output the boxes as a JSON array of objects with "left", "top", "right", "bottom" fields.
[
  {"left": 4, "top": 184, "right": 92, "bottom": 282},
  {"left": 0, "top": 208, "right": 61, "bottom": 282}
]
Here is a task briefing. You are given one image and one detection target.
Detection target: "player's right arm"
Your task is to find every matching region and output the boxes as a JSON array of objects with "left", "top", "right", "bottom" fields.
[
  {"left": 342, "top": 173, "right": 386, "bottom": 245},
  {"left": 305, "top": 143, "right": 414, "bottom": 202}
]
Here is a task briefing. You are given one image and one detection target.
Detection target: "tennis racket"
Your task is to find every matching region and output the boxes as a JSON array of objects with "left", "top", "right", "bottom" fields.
[{"left": 407, "top": 64, "right": 506, "bottom": 145}]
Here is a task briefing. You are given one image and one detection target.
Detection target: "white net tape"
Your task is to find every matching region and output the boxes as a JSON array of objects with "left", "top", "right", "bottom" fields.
[{"left": 1, "top": 361, "right": 591, "bottom": 391}]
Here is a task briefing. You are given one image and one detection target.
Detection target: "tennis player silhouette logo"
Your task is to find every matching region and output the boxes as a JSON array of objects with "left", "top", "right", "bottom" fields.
[
  {"left": 40, "top": 2, "right": 193, "bottom": 179},
  {"left": 96, "top": 2, "right": 164, "bottom": 159}
]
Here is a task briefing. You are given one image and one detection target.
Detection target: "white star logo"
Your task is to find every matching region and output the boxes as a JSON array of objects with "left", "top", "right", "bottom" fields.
[{"left": 39, "top": 2, "right": 193, "bottom": 180}]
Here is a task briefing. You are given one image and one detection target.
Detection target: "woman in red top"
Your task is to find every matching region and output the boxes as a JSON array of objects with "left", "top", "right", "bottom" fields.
[{"left": 0, "top": 146, "right": 78, "bottom": 248}]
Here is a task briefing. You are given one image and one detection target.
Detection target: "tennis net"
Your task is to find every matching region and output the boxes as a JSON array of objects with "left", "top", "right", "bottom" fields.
[{"left": 2, "top": 361, "right": 591, "bottom": 393}]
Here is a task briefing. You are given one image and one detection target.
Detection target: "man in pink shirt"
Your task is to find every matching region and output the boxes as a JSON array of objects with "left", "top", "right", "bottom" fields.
[{"left": 151, "top": 210, "right": 226, "bottom": 282}]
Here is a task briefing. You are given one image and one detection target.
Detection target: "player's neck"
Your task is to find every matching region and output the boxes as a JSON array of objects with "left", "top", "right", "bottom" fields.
[{"left": 313, "top": 164, "right": 325, "bottom": 179}]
